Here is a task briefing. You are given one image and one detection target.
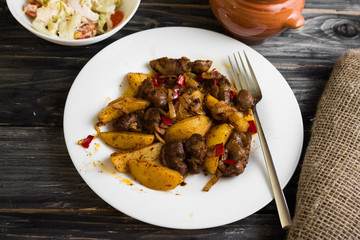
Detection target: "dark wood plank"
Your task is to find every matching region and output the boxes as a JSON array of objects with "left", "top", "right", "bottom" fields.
[
  {"left": 0, "top": 127, "right": 291, "bottom": 239},
  {"left": 305, "top": 0, "right": 360, "bottom": 11},
  {"left": 0, "top": 212, "right": 287, "bottom": 240}
]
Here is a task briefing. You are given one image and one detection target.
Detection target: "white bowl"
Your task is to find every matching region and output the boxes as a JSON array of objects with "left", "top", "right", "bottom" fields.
[{"left": 7, "top": 0, "right": 141, "bottom": 46}]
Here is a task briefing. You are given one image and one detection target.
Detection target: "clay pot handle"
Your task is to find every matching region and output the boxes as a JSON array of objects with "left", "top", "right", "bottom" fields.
[{"left": 283, "top": 10, "right": 305, "bottom": 29}]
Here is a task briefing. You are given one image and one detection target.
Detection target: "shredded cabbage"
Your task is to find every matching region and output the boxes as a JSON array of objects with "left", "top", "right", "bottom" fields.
[
  {"left": 96, "top": 13, "right": 107, "bottom": 33},
  {"left": 36, "top": 0, "right": 51, "bottom": 6},
  {"left": 115, "top": 0, "right": 122, "bottom": 8},
  {"left": 29, "top": 0, "right": 122, "bottom": 39},
  {"left": 58, "top": 13, "right": 81, "bottom": 39},
  {"left": 32, "top": 0, "right": 73, "bottom": 37},
  {"left": 92, "top": 0, "right": 118, "bottom": 13}
]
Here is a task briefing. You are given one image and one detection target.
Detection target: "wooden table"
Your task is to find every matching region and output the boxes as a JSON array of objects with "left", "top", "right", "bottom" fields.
[{"left": 1, "top": 0, "right": 359, "bottom": 239}]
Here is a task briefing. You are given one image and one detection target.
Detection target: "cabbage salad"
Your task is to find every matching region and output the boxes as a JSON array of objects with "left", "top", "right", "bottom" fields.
[{"left": 23, "top": 0, "right": 124, "bottom": 40}]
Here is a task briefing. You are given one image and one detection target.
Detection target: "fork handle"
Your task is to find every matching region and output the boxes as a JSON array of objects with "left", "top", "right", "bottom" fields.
[{"left": 253, "top": 111, "right": 292, "bottom": 229}]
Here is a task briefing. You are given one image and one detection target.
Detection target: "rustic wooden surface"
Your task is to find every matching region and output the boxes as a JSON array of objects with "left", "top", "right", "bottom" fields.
[{"left": 1, "top": 0, "right": 360, "bottom": 239}]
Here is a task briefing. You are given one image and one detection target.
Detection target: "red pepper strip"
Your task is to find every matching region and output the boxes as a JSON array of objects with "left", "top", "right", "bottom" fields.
[
  {"left": 161, "top": 116, "right": 172, "bottom": 126},
  {"left": 177, "top": 75, "right": 186, "bottom": 88},
  {"left": 82, "top": 135, "right": 94, "bottom": 148},
  {"left": 196, "top": 74, "right": 203, "bottom": 82},
  {"left": 152, "top": 74, "right": 166, "bottom": 84},
  {"left": 247, "top": 120, "right": 257, "bottom": 134},
  {"left": 215, "top": 143, "right": 225, "bottom": 156},
  {"left": 212, "top": 79, "right": 218, "bottom": 85},
  {"left": 223, "top": 159, "right": 236, "bottom": 165},
  {"left": 230, "top": 90, "right": 236, "bottom": 100},
  {"left": 152, "top": 78, "right": 160, "bottom": 87},
  {"left": 158, "top": 77, "right": 167, "bottom": 84},
  {"left": 172, "top": 88, "right": 180, "bottom": 100}
]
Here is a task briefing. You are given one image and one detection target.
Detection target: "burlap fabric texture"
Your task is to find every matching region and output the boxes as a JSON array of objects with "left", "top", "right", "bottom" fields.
[{"left": 288, "top": 49, "right": 360, "bottom": 240}]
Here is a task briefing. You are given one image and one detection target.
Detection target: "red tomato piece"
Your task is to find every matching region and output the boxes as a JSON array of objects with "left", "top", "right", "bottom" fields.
[
  {"left": 110, "top": 11, "right": 124, "bottom": 28},
  {"left": 24, "top": 1, "right": 42, "bottom": 18},
  {"left": 74, "top": 22, "right": 96, "bottom": 39}
]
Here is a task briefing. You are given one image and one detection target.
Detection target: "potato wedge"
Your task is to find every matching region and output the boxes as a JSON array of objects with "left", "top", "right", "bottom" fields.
[
  {"left": 111, "top": 142, "right": 163, "bottom": 172},
  {"left": 127, "top": 73, "right": 149, "bottom": 91},
  {"left": 243, "top": 109, "right": 255, "bottom": 121},
  {"left": 164, "top": 115, "right": 212, "bottom": 142},
  {"left": 204, "top": 154, "right": 219, "bottom": 175},
  {"left": 128, "top": 159, "right": 184, "bottom": 191},
  {"left": 98, "top": 97, "right": 150, "bottom": 124},
  {"left": 204, "top": 93, "right": 218, "bottom": 109},
  {"left": 100, "top": 132, "right": 154, "bottom": 150},
  {"left": 206, "top": 123, "right": 233, "bottom": 148},
  {"left": 204, "top": 124, "right": 233, "bottom": 174}
]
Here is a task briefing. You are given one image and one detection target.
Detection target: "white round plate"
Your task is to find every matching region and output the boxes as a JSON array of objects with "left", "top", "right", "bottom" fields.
[{"left": 64, "top": 27, "right": 303, "bottom": 229}]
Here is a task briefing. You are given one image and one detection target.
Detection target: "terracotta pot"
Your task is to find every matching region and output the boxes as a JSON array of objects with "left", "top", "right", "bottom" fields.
[{"left": 209, "top": 0, "right": 305, "bottom": 45}]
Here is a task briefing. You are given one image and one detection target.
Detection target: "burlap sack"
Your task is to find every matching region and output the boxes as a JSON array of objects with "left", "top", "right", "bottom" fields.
[{"left": 287, "top": 49, "right": 360, "bottom": 239}]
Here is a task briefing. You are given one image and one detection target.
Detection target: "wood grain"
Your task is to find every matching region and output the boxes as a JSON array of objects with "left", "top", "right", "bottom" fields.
[{"left": 0, "top": 127, "right": 293, "bottom": 239}]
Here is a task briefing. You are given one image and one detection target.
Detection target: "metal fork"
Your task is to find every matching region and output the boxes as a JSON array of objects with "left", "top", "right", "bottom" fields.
[{"left": 228, "top": 51, "right": 292, "bottom": 229}]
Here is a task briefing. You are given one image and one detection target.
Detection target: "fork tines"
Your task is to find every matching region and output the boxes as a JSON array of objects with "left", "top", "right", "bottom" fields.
[{"left": 228, "top": 51, "right": 261, "bottom": 98}]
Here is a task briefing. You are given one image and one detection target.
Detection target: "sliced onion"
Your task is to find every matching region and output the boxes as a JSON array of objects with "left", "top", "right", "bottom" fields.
[
  {"left": 184, "top": 73, "right": 200, "bottom": 89},
  {"left": 202, "top": 169, "right": 223, "bottom": 192},
  {"left": 154, "top": 123, "right": 166, "bottom": 135},
  {"left": 168, "top": 89, "right": 176, "bottom": 119},
  {"left": 155, "top": 131, "right": 166, "bottom": 144},
  {"left": 175, "top": 96, "right": 193, "bottom": 121},
  {"left": 158, "top": 108, "right": 170, "bottom": 118},
  {"left": 94, "top": 122, "right": 105, "bottom": 139}
]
